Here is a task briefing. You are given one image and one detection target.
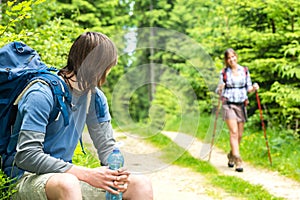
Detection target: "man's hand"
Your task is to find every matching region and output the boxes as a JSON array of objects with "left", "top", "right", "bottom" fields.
[
  {"left": 66, "top": 165, "right": 130, "bottom": 194},
  {"left": 112, "top": 167, "right": 131, "bottom": 193}
]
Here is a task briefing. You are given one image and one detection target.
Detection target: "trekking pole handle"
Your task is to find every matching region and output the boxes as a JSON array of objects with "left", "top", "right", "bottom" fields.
[{"left": 252, "top": 82, "right": 259, "bottom": 92}]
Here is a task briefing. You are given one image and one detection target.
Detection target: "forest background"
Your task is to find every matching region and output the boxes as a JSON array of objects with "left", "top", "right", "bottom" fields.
[{"left": 0, "top": 0, "right": 300, "bottom": 198}]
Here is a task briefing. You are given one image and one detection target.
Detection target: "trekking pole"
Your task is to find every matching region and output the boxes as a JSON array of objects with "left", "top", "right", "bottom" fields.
[
  {"left": 208, "top": 93, "right": 222, "bottom": 161},
  {"left": 255, "top": 91, "right": 272, "bottom": 166}
]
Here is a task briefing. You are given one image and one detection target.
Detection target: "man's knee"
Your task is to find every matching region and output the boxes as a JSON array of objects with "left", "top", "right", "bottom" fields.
[
  {"left": 46, "top": 173, "right": 81, "bottom": 199},
  {"left": 133, "top": 175, "right": 152, "bottom": 191},
  {"left": 124, "top": 175, "right": 153, "bottom": 200}
]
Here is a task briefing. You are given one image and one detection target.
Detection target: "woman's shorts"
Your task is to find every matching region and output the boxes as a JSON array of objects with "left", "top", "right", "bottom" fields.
[
  {"left": 222, "top": 103, "right": 247, "bottom": 122},
  {"left": 11, "top": 172, "right": 106, "bottom": 200}
]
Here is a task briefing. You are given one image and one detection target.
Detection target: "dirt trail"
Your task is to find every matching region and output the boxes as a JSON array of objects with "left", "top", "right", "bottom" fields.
[
  {"left": 162, "top": 131, "right": 300, "bottom": 200},
  {"left": 83, "top": 131, "right": 300, "bottom": 200}
]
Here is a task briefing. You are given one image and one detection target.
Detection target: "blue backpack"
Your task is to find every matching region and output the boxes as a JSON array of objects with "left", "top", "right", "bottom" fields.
[{"left": 0, "top": 42, "right": 71, "bottom": 171}]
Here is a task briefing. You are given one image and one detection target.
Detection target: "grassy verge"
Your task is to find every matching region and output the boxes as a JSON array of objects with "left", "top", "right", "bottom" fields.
[
  {"left": 211, "top": 175, "right": 282, "bottom": 200},
  {"left": 164, "top": 113, "right": 300, "bottom": 182}
]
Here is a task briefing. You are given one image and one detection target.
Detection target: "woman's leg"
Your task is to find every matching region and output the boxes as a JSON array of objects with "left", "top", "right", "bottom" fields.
[
  {"left": 226, "top": 119, "right": 240, "bottom": 157},
  {"left": 226, "top": 119, "right": 244, "bottom": 171},
  {"left": 237, "top": 122, "right": 244, "bottom": 145},
  {"left": 234, "top": 122, "right": 245, "bottom": 170}
]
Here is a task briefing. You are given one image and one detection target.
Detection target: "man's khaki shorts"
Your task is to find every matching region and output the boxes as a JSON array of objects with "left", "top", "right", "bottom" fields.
[{"left": 11, "top": 172, "right": 106, "bottom": 200}]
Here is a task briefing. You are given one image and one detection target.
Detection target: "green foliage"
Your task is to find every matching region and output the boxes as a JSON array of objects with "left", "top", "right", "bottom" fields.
[
  {"left": 54, "top": 0, "right": 129, "bottom": 33},
  {"left": 0, "top": 0, "right": 45, "bottom": 43},
  {"left": 263, "top": 82, "right": 300, "bottom": 130},
  {"left": 72, "top": 143, "right": 101, "bottom": 168},
  {"left": 0, "top": 0, "right": 84, "bottom": 68},
  {"left": 24, "top": 20, "right": 83, "bottom": 68},
  {"left": 1, "top": 0, "right": 299, "bottom": 136},
  {"left": 123, "top": 0, "right": 300, "bottom": 136},
  {"left": 0, "top": 170, "right": 17, "bottom": 200}
]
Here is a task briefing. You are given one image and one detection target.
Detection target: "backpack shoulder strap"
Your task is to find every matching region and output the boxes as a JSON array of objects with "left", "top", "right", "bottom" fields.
[
  {"left": 16, "top": 72, "right": 71, "bottom": 126},
  {"left": 244, "top": 66, "right": 248, "bottom": 76},
  {"left": 244, "top": 66, "right": 248, "bottom": 88},
  {"left": 33, "top": 73, "right": 71, "bottom": 126},
  {"left": 222, "top": 67, "right": 228, "bottom": 88},
  {"left": 13, "top": 79, "right": 49, "bottom": 105}
]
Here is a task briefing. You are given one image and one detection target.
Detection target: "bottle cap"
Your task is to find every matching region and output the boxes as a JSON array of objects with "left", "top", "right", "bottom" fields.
[{"left": 115, "top": 141, "right": 124, "bottom": 149}]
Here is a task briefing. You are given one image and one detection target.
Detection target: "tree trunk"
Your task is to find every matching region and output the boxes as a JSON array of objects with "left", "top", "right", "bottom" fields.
[
  {"left": 271, "top": 18, "right": 276, "bottom": 33},
  {"left": 149, "top": 0, "right": 155, "bottom": 101}
]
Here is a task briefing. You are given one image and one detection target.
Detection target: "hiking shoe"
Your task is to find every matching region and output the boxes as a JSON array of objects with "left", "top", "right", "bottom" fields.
[
  {"left": 235, "top": 167, "right": 244, "bottom": 172},
  {"left": 227, "top": 151, "right": 234, "bottom": 168},
  {"left": 234, "top": 156, "right": 243, "bottom": 172}
]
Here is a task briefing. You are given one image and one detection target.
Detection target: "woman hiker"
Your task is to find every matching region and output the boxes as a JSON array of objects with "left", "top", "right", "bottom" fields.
[{"left": 216, "top": 48, "right": 259, "bottom": 172}]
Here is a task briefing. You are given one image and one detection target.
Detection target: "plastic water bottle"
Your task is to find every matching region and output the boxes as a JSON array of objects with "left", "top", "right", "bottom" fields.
[{"left": 105, "top": 144, "right": 124, "bottom": 200}]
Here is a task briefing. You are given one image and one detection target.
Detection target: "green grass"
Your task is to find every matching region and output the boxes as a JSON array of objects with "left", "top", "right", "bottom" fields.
[
  {"left": 211, "top": 175, "right": 285, "bottom": 200},
  {"left": 189, "top": 113, "right": 300, "bottom": 182}
]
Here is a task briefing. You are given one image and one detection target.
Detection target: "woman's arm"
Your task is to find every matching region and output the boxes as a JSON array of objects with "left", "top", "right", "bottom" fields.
[
  {"left": 246, "top": 69, "right": 259, "bottom": 93},
  {"left": 216, "top": 71, "right": 225, "bottom": 94}
]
